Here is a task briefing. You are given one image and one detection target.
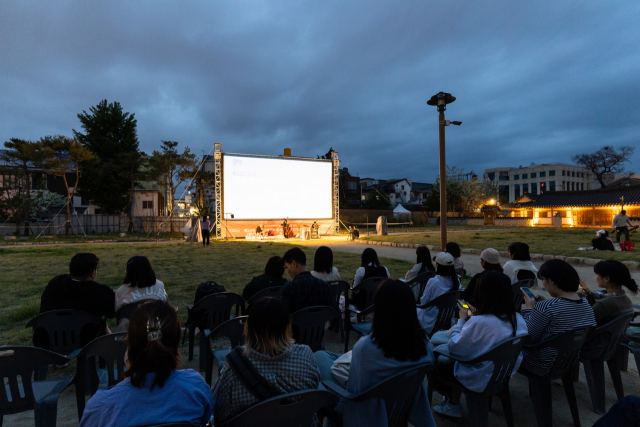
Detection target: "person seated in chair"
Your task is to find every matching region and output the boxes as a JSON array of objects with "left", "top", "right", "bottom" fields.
[
  {"left": 404, "top": 246, "right": 435, "bottom": 283},
  {"left": 242, "top": 256, "right": 288, "bottom": 301},
  {"left": 351, "top": 248, "right": 390, "bottom": 308},
  {"left": 462, "top": 248, "right": 505, "bottom": 305},
  {"left": 591, "top": 229, "right": 615, "bottom": 251},
  {"left": 256, "top": 223, "right": 263, "bottom": 234},
  {"left": 79, "top": 301, "right": 213, "bottom": 427},
  {"left": 503, "top": 242, "right": 538, "bottom": 285},
  {"left": 310, "top": 246, "right": 341, "bottom": 282},
  {"left": 280, "top": 247, "right": 331, "bottom": 313},
  {"left": 212, "top": 297, "right": 320, "bottom": 425},
  {"left": 417, "top": 252, "right": 461, "bottom": 335}
]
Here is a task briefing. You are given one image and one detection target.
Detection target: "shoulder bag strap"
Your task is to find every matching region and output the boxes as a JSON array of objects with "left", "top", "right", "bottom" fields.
[{"left": 226, "top": 347, "right": 273, "bottom": 401}]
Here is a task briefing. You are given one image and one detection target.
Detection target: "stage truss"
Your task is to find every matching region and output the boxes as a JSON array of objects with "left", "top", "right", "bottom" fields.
[
  {"left": 214, "top": 143, "right": 222, "bottom": 239},
  {"left": 332, "top": 151, "right": 340, "bottom": 235}
]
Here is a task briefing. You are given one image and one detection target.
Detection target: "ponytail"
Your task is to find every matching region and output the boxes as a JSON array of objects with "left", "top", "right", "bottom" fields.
[{"left": 593, "top": 260, "right": 638, "bottom": 295}]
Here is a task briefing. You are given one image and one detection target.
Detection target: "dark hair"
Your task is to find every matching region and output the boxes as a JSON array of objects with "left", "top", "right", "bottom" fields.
[
  {"left": 436, "top": 263, "right": 460, "bottom": 291},
  {"left": 482, "top": 261, "right": 503, "bottom": 272},
  {"left": 264, "top": 256, "right": 285, "bottom": 278},
  {"left": 282, "top": 247, "right": 306, "bottom": 266},
  {"left": 537, "top": 259, "right": 580, "bottom": 292},
  {"left": 361, "top": 248, "right": 381, "bottom": 268},
  {"left": 313, "top": 246, "right": 334, "bottom": 274},
  {"left": 445, "top": 242, "right": 461, "bottom": 258},
  {"left": 508, "top": 242, "right": 531, "bottom": 261},
  {"left": 416, "top": 246, "right": 435, "bottom": 273},
  {"left": 244, "top": 297, "right": 293, "bottom": 356},
  {"left": 371, "top": 279, "right": 427, "bottom": 361},
  {"left": 621, "top": 210, "right": 626, "bottom": 215},
  {"left": 125, "top": 300, "right": 182, "bottom": 389},
  {"left": 69, "top": 253, "right": 99, "bottom": 279},
  {"left": 593, "top": 260, "right": 638, "bottom": 294},
  {"left": 473, "top": 271, "right": 518, "bottom": 336},
  {"left": 124, "top": 256, "right": 157, "bottom": 288},
  {"left": 203, "top": 215, "right": 208, "bottom": 220}
]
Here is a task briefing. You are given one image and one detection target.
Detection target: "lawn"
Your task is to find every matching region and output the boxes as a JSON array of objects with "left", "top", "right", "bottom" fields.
[
  {"left": 0, "top": 240, "right": 415, "bottom": 346},
  {"left": 361, "top": 228, "right": 640, "bottom": 261}
]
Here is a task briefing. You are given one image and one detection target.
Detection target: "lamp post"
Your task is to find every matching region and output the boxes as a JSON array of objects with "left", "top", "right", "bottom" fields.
[{"left": 427, "top": 92, "right": 460, "bottom": 250}]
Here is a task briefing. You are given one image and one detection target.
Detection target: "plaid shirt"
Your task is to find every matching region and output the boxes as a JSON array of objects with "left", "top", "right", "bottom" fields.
[
  {"left": 212, "top": 344, "right": 321, "bottom": 425},
  {"left": 280, "top": 271, "right": 332, "bottom": 313}
]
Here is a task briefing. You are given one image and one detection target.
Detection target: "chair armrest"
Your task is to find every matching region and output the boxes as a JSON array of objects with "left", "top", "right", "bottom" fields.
[
  {"left": 67, "top": 349, "right": 81, "bottom": 360},
  {"left": 346, "top": 306, "right": 367, "bottom": 316},
  {"left": 322, "top": 380, "right": 352, "bottom": 399},
  {"left": 630, "top": 322, "right": 640, "bottom": 327}
]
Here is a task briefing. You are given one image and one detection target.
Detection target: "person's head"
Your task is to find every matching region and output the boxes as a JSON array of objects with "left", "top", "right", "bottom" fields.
[
  {"left": 416, "top": 246, "right": 435, "bottom": 271},
  {"left": 313, "top": 246, "right": 334, "bottom": 274},
  {"left": 264, "top": 256, "right": 285, "bottom": 278},
  {"left": 434, "top": 252, "right": 460, "bottom": 291},
  {"left": 480, "top": 248, "right": 503, "bottom": 272},
  {"left": 361, "top": 248, "right": 381, "bottom": 268},
  {"left": 508, "top": 242, "right": 531, "bottom": 261},
  {"left": 445, "top": 242, "right": 461, "bottom": 258},
  {"left": 124, "top": 256, "right": 157, "bottom": 288},
  {"left": 244, "top": 297, "right": 293, "bottom": 357},
  {"left": 203, "top": 215, "right": 207, "bottom": 221},
  {"left": 282, "top": 247, "right": 307, "bottom": 279},
  {"left": 473, "top": 271, "right": 518, "bottom": 335},
  {"left": 621, "top": 210, "right": 626, "bottom": 215},
  {"left": 596, "top": 229, "right": 607, "bottom": 238},
  {"left": 537, "top": 259, "right": 580, "bottom": 297},
  {"left": 125, "top": 300, "right": 182, "bottom": 389},
  {"left": 371, "top": 279, "right": 427, "bottom": 361},
  {"left": 593, "top": 260, "right": 638, "bottom": 294},
  {"left": 69, "top": 253, "right": 99, "bottom": 281}
]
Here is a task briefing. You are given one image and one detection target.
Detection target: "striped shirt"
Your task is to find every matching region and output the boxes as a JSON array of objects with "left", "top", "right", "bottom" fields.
[{"left": 521, "top": 297, "right": 596, "bottom": 376}]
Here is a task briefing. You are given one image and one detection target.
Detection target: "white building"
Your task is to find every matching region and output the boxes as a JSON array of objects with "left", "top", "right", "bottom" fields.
[{"left": 483, "top": 163, "right": 596, "bottom": 204}]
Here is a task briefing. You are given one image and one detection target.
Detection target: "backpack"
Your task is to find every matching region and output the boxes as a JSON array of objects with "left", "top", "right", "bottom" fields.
[{"left": 193, "top": 281, "right": 226, "bottom": 305}]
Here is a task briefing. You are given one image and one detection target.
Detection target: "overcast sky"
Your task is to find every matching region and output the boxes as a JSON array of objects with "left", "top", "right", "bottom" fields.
[{"left": 1, "top": 1, "right": 639, "bottom": 184}]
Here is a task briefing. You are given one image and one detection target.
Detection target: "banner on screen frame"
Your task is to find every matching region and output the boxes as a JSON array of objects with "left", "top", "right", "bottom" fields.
[{"left": 221, "top": 219, "right": 335, "bottom": 239}]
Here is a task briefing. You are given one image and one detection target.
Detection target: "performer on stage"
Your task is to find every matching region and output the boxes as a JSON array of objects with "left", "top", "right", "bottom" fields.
[
  {"left": 282, "top": 218, "right": 290, "bottom": 238},
  {"left": 256, "top": 223, "right": 263, "bottom": 234}
]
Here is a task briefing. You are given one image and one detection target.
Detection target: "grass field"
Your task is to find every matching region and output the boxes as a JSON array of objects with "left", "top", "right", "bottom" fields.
[
  {"left": 0, "top": 241, "right": 416, "bottom": 346},
  {"left": 361, "top": 228, "right": 640, "bottom": 261}
]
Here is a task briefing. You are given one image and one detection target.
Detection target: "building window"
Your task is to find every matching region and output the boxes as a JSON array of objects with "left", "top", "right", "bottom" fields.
[
  {"left": 540, "top": 182, "right": 546, "bottom": 192},
  {"left": 348, "top": 182, "right": 357, "bottom": 190},
  {"left": 401, "top": 185, "right": 405, "bottom": 190},
  {"left": 531, "top": 183, "right": 538, "bottom": 195},
  {"left": 540, "top": 171, "right": 546, "bottom": 177},
  {"left": 498, "top": 185, "right": 509, "bottom": 204},
  {"left": 571, "top": 182, "right": 575, "bottom": 191},
  {"left": 523, "top": 183, "right": 529, "bottom": 193},
  {"left": 487, "top": 172, "right": 496, "bottom": 181},
  {"left": 514, "top": 174, "right": 519, "bottom": 180},
  {"left": 514, "top": 184, "right": 520, "bottom": 199},
  {"left": 581, "top": 173, "right": 584, "bottom": 178},
  {"left": 143, "top": 201, "right": 154, "bottom": 209},
  {"left": 361, "top": 195, "right": 366, "bottom": 201},
  {"left": 581, "top": 183, "right": 584, "bottom": 190},
  {"left": 549, "top": 170, "right": 556, "bottom": 176},
  {"left": 562, "top": 170, "right": 566, "bottom": 176},
  {"left": 549, "top": 181, "right": 556, "bottom": 191},
  {"left": 531, "top": 172, "right": 537, "bottom": 178},
  {"left": 572, "top": 171, "right": 575, "bottom": 177},
  {"left": 499, "top": 172, "right": 509, "bottom": 181},
  {"left": 522, "top": 173, "right": 528, "bottom": 179}
]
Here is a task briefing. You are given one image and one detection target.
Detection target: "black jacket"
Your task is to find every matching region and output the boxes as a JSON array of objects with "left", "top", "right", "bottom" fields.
[
  {"left": 592, "top": 235, "right": 614, "bottom": 251},
  {"left": 40, "top": 274, "right": 116, "bottom": 318}
]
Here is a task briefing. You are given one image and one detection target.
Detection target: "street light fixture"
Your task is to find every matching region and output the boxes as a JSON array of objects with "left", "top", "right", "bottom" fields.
[{"left": 427, "top": 91, "right": 460, "bottom": 250}]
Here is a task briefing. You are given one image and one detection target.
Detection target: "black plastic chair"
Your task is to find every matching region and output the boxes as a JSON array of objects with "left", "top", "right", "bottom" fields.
[
  {"left": 407, "top": 272, "right": 436, "bottom": 303},
  {"left": 292, "top": 306, "right": 339, "bottom": 352},
  {"left": 204, "top": 316, "right": 247, "bottom": 386},
  {"left": 516, "top": 269, "right": 537, "bottom": 287},
  {"left": 327, "top": 280, "right": 350, "bottom": 342},
  {"left": 575, "top": 312, "right": 634, "bottom": 414},
  {"left": 620, "top": 314, "right": 640, "bottom": 375},
  {"left": 115, "top": 300, "right": 149, "bottom": 324},
  {"left": 221, "top": 389, "right": 337, "bottom": 427},
  {"left": 343, "top": 305, "right": 375, "bottom": 353},
  {"left": 74, "top": 332, "right": 128, "bottom": 420},
  {"left": 0, "top": 346, "right": 74, "bottom": 427},
  {"left": 429, "top": 335, "right": 528, "bottom": 427},
  {"left": 511, "top": 279, "right": 533, "bottom": 312},
  {"left": 140, "top": 424, "right": 206, "bottom": 426},
  {"left": 245, "top": 286, "right": 283, "bottom": 311},
  {"left": 417, "top": 291, "right": 458, "bottom": 338},
  {"left": 348, "top": 277, "right": 386, "bottom": 310},
  {"left": 186, "top": 292, "right": 245, "bottom": 371},
  {"left": 322, "top": 364, "right": 434, "bottom": 427},
  {"left": 519, "top": 326, "right": 595, "bottom": 427}
]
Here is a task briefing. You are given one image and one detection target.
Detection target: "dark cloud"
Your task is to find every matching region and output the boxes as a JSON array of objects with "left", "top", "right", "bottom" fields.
[{"left": 1, "top": 1, "right": 639, "bottom": 182}]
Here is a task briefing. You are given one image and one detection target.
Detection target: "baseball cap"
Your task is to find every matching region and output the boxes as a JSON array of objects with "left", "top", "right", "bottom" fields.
[
  {"left": 433, "top": 252, "right": 454, "bottom": 266},
  {"left": 480, "top": 248, "right": 500, "bottom": 265},
  {"left": 597, "top": 230, "right": 606, "bottom": 235}
]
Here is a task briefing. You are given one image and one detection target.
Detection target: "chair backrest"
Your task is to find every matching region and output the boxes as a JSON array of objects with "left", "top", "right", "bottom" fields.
[
  {"left": 350, "top": 364, "right": 433, "bottom": 426},
  {"left": 327, "top": 280, "right": 350, "bottom": 312},
  {"left": 223, "top": 389, "right": 336, "bottom": 427},
  {"left": 0, "top": 346, "right": 68, "bottom": 415},
  {"left": 190, "top": 292, "right": 245, "bottom": 331},
  {"left": 581, "top": 312, "right": 634, "bottom": 361},
  {"left": 511, "top": 280, "right": 533, "bottom": 311},
  {"left": 525, "top": 326, "right": 595, "bottom": 379},
  {"left": 291, "top": 306, "right": 339, "bottom": 352},
  {"left": 407, "top": 272, "right": 436, "bottom": 302},
  {"left": 79, "top": 332, "right": 128, "bottom": 388},
  {"left": 115, "top": 300, "right": 149, "bottom": 323},
  {"left": 209, "top": 316, "right": 248, "bottom": 349},
  {"left": 516, "top": 269, "right": 537, "bottom": 283},
  {"left": 26, "top": 309, "right": 104, "bottom": 356},
  {"left": 418, "top": 291, "right": 458, "bottom": 334},
  {"left": 246, "top": 287, "right": 283, "bottom": 308},
  {"left": 350, "top": 277, "right": 386, "bottom": 309}
]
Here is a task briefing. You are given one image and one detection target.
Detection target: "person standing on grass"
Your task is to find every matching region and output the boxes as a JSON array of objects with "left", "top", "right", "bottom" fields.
[
  {"left": 201, "top": 215, "right": 210, "bottom": 246},
  {"left": 612, "top": 209, "right": 633, "bottom": 243}
]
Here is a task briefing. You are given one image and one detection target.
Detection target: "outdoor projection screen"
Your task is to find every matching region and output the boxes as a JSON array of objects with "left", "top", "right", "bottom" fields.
[{"left": 223, "top": 155, "right": 333, "bottom": 219}]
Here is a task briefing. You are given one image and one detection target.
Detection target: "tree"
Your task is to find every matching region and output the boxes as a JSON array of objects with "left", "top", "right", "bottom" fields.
[
  {"left": 431, "top": 166, "right": 496, "bottom": 216},
  {"left": 38, "top": 135, "right": 97, "bottom": 235},
  {"left": 1, "top": 139, "right": 42, "bottom": 235},
  {"left": 572, "top": 145, "right": 635, "bottom": 188},
  {"left": 119, "top": 153, "right": 148, "bottom": 232},
  {"left": 73, "top": 100, "right": 141, "bottom": 213},
  {"left": 148, "top": 141, "right": 199, "bottom": 232},
  {"left": 362, "top": 190, "right": 392, "bottom": 209}
]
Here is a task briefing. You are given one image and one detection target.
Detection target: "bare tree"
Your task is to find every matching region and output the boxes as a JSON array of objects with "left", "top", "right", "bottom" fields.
[{"left": 572, "top": 145, "right": 635, "bottom": 188}]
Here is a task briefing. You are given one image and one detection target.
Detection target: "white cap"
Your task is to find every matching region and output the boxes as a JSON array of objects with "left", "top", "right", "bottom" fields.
[
  {"left": 597, "top": 229, "right": 606, "bottom": 235},
  {"left": 434, "top": 252, "right": 454, "bottom": 266}
]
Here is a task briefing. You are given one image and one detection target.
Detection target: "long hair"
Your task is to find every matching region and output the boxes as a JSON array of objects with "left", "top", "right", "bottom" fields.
[
  {"left": 508, "top": 242, "right": 531, "bottom": 261},
  {"left": 473, "top": 271, "right": 518, "bottom": 336},
  {"left": 436, "top": 263, "right": 460, "bottom": 291},
  {"left": 594, "top": 260, "right": 638, "bottom": 294},
  {"left": 244, "top": 297, "right": 293, "bottom": 357},
  {"left": 124, "top": 256, "right": 157, "bottom": 288},
  {"left": 416, "top": 246, "right": 435, "bottom": 273},
  {"left": 313, "top": 246, "right": 334, "bottom": 274},
  {"left": 371, "top": 279, "right": 427, "bottom": 361},
  {"left": 361, "top": 248, "right": 381, "bottom": 268},
  {"left": 264, "top": 256, "right": 285, "bottom": 278},
  {"left": 482, "top": 261, "right": 503, "bottom": 272},
  {"left": 445, "top": 242, "right": 461, "bottom": 258},
  {"left": 125, "top": 300, "right": 182, "bottom": 389}
]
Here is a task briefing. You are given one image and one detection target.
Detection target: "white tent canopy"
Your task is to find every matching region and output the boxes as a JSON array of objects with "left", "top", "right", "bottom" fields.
[{"left": 393, "top": 204, "right": 411, "bottom": 217}]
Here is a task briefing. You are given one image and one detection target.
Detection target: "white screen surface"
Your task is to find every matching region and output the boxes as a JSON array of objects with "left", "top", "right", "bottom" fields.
[{"left": 223, "top": 155, "right": 333, "bottom": 219}]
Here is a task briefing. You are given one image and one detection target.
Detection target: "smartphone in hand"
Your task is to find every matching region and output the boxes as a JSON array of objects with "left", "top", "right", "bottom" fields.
[
  {"left": 458, "top": 299, "right": 470, "bottom": 309},
  {"left": 521, "top": 287, "right": 535, "bottom": 299}
]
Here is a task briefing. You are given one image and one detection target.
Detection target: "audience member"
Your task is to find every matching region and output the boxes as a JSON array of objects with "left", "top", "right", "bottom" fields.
[
  {"left": 503, "top": 242, "right": 538, "bottom": 284},
  {"left": 280, "top": 247, "right": 331, "bottom": 313},
  {"left": 432, "top": 271, "right": 527, "bottom": 418},
  {"left": 446, "top": 242, "right": 464, "bottom": 272},
  {"left": 579, "top": 260, "right": 637, "bottom": 326},
  {"left": 79, "top": 301, "right": 213, "bottom": 427},
  {"left": 352, "top": 248, "right": 390, "bottom": 307},
  {"left": 213, "top": 297, "right": 320, "bottom": 424},
  {"left": 404, "top": 246, "right": 435, "bottom": 282},
  {"left": 315, "top": 279, "right": 436, "bottom": 427},
  {"left": 242, "top": 256, "right": 288, "bottom": 301},
  {"left": 417, "top": 252, "right": 461, "bottom": 335},
  {"left": 462, "top": 248, "right": 504, "bottom": 303},
  {"left": 310, "top": 246, "right": 341, "bottom": 282},
  {"left": 115, "top": 256, "right": 167, "bottom": 312},
  {"left": 591, "top": 229, "right": 615, "bottom": 251},
  {"left": 520, "top": 259, "right": 596, "bottom": 377}
]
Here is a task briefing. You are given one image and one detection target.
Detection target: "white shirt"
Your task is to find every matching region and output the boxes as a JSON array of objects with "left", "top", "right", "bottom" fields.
[
  {"left": 503, "top": 260, "right": 538, "bottom": 285},
  {"left": 612, "top": 213, "right": 631, "bottom": 228},
  {"left": 115, "top": 279, "right": 167, "bottom": 311},
  {"left": 353, "top": 263, "right": 390, "bottom": 287},
  {"left": 417, "top": 275, "right": 461, "bottom": 334},
  {"left": 404, "top": 263, "right": 423, "bottom": 282},
  {"left": 310, "top": 267, "right": 341, "bottom": 282}
]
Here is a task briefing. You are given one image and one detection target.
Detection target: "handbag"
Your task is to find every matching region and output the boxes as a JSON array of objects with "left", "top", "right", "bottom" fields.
[{"left": 330, "top": 351, "right": 352, "bottom": 388}]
